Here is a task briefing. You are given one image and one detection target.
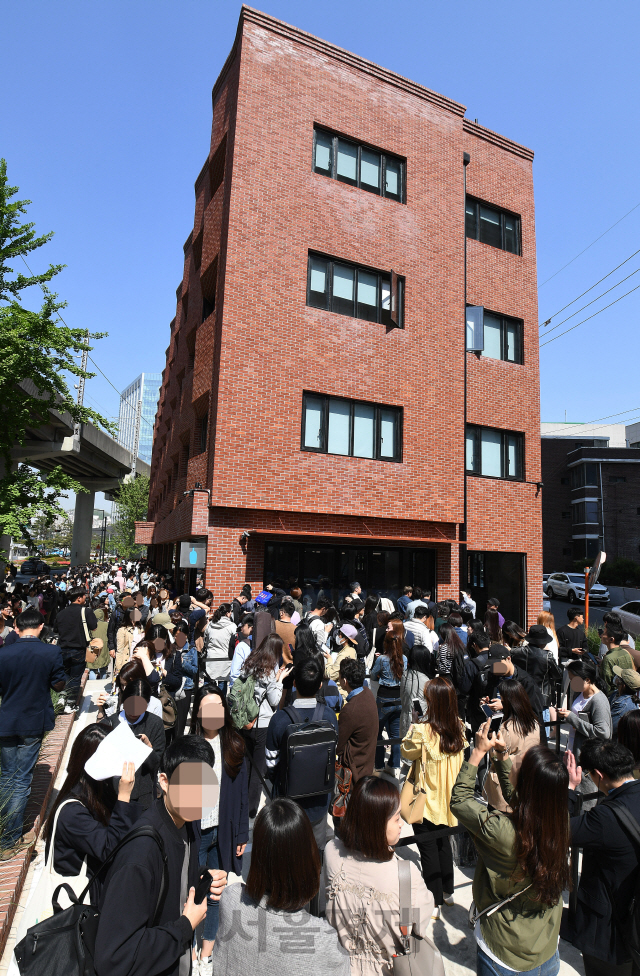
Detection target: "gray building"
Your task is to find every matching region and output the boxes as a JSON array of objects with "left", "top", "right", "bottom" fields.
[
  {"left": 541, "top": 422, "right": 640, "bottom": 570},
  {"left": 117, "top": 373, "right": 162, "bottom": 465}
]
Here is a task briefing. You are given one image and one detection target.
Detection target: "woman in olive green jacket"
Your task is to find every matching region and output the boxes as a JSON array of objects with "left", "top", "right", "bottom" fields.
[{"left": 450, "top": 720, "right": 570, "bottom": 976}]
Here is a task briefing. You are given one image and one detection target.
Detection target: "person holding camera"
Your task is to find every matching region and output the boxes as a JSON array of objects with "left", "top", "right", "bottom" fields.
[
  {"left": 451, "top": 720, "right": 569, "bottom": 976},
  {"left": 483, "top": 680, "right": 541, "bottom": 812}
]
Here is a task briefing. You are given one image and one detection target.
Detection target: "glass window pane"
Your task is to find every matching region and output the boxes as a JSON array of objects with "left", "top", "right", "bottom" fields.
[
  {"left": 353, "top": 403, "right": 375, "bottom": 458},
  {"left": 506, "top": 321, "right": 518, "bottom": 362},
  {"left": 381, "top": 277, "right": 391, "bottom": 326},
  {"left": 328, "top": 399, "right": 351, "bottom": 455},
  {"left": 336, "top": 140, "right": 357, "bottom": 184},
  {"left": 506, "top": 435, "right": 519, "bottom": 478},
  {"left": 385, "top": 158, "right": 401, "bottom": 198},
  {"left": 332, "top": 264, "right": 355, "bottom": 316},
  {"left": 314, "top": 130, "right": 332, "bottom": 174},
  {"left": 481, "top": 429, "right": 502, "bottom": 477},
  {"left": 482, "top": 314, "right": 502, "bottom": 360},
  {"left": 466, "top": 430, "right": 476, "bottom": 472},
  {"left": 357, "top": 270, "right": 378, "bottom": 322},
  {"left": 585, "top": 501, "right": 599, "bottom": 522},
  {"left": 303, "top": 396, "right": 324, "bottom": 449},
  {"left": 360, "top": 149, "right": 381, "bottom": 192},
  {"left": 465, "top": 201, "right": 477, "bottom": 239},
  {"left": 379, "top": 409, "right": 397, "bottom": 458},
  {"left": 504, "top": 213, "right": 518, "bottom": 254},
  {"left": 479, "top": 205, "right": 502, "bottom": 249},
  {"left": 308, "top": 256, "right": 329, "bottom": 310}
]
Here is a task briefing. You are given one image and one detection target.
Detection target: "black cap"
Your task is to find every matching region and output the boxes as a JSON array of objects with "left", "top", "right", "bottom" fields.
[{"left": 488, "top": 643, "right": 509, "bottom": 661}]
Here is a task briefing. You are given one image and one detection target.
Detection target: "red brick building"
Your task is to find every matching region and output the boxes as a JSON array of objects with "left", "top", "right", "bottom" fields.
[{"left": 136, "top": 6, "right": 542, "bottom": 625}]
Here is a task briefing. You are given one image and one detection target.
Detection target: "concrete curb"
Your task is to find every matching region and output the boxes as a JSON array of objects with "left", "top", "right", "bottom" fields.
[{"left": 0, "top": 670, "right": 89, "bottom": 958}]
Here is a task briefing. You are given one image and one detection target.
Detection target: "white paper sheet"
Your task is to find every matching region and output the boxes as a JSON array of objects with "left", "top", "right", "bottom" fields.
[{"left": 85, "top": 720, "right": 152, "bottom": 781}]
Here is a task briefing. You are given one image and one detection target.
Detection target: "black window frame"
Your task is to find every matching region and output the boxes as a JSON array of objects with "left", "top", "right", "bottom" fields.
[
  {"left": 572, "top": 500, "right": 600, "bottom": 524},
  {"left": 312, "top": 126, "right": 406, "bottom": 203},
  {"left": 306, "top": 252, "right": 404, "bottom": 328},
  {"left": 465, "top": 196, "right": 521, "bottom": 255},
  {"left": 474, "top": 307, "right": 524, "bottom": 364},
  {"left": 301, "top": 392, "right": 403, "bottom": 463},
  {"left": 571, "top": 464, "right": 599, "bottom": 489},
  {"left": 465, "top": 425, "right": 524, "bottom": 481}
]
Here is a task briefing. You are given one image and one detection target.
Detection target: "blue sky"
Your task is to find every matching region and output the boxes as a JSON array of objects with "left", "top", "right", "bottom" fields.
[{"left": 4, "top": 0, "right": 640, "bottom": 465}]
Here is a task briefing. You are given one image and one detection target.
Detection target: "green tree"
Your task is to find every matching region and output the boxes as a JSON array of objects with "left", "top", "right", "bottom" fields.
[
  {"left": 111, "top": 475, "right": 150, "bottom": 560},
  {"left": 0, "top": 159, "right": 111, "bottom": 550}
]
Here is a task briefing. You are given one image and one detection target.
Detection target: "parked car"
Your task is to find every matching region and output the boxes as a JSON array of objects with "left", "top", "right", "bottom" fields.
[
  {"left": 543, "top": 589, "right": 551, "bottom": 612},
  {"left": 612, "top": 602, "right": 640, "bottom": 638},
  {"left": 18, "top": 559, "right": 51, "bottom": 576},
  {"left": 545, "top": 572, "right": 610, "bottom": 605}
]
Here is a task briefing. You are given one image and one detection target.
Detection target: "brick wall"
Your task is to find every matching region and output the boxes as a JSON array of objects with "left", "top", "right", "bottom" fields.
[{"left": 144, "top": 7, "right": 542, "bottom": 625}]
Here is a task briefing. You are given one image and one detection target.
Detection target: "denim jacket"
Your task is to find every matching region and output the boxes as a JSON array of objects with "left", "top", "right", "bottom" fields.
[
  {"left": 179, "top": 641, "right": 199, "bottom": 691},
  {"left": 371, "top": 653, "right": 407, "bottom": 687}
]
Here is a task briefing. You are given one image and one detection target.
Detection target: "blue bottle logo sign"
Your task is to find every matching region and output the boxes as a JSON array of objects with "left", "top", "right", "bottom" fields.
[{"left": 189, "top": 547, "right": 198, "bottom": 565}]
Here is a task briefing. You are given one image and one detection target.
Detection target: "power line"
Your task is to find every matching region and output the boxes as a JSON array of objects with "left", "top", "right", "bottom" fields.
[
  {"left": 539, "top": 201, "right": 640, "bottom": 287},
  {"left": 539, "top": 247, "right": 640, "bottom": 326},
  {"left": 539, "top": 268, "right": 639, "bottom": 338},
  {"left": 18, "top": 254, "right": 155, "bottom": 434},
  {"left": 539, "top": 283, "right": 640, "bottom": 348},
  {"left": 542, "top": 407, "right": 640, "bottom": 433}
]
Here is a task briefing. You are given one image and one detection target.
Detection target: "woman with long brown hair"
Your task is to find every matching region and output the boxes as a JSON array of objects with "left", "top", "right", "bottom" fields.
[
  {"left": 485, "top": 608, "right": 503, "bottom": 644},
  {"left": 190, "top": 683, "right": 249, "bottom": 967},
  {"left": 483, "top": 679, "right": 541, "bottom": 812},
  {"left": 451, "top": 722, "right": 570, "bottom": 975},
  {"left": 401, "top": 676, "right": 466, "bottom": 917},
  {"left": 371, "top": 625, "right": 407, "bottom": 774},
  {"left": 240, "top": 632, "right": 290, "bottom": 817}
]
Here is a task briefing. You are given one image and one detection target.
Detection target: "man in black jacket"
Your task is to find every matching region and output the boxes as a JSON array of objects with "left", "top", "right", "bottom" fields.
[
  {"left": 55, "top": 586, "right": 97, "bottom": 707},
  {"left": 480, "top": 643, "right": 543, "bottom": 717},
  {"left": 95, "top": 736, "right": 227, "bottom": 976},
  {"left": 567, "top": 739, "right": 640, "bottom": 976}
]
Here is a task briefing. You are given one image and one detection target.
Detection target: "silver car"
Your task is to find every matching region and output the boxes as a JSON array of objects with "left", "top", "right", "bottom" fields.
[
  {"left": 545, "top": 572, "right": 610, "bottom": 605},
  {"left": 612, "top": 602, "right": 640, "bottom": 638}
]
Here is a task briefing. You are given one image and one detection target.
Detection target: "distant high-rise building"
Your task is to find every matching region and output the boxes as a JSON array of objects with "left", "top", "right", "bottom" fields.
[{"left": 118, "top": 373, "right": 161, "bottom": 465}]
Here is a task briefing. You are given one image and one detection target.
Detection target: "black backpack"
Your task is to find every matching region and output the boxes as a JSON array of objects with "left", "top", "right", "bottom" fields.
[
  {"left": 15, "top": 825, "right": 167, "bottom": 976},
  {"left": 279, "top": 704, "right": 337, "bottom": 800}
]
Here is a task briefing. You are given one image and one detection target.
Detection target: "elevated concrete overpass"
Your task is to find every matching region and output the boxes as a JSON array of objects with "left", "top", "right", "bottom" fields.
[{"left": 10, "top": 381, "right": 150, "bottom": 565}]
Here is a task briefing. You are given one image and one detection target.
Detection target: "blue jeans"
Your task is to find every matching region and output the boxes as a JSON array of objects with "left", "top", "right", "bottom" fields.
[
  {"left": 477, "top": 946, "right": 560, "bottom": 976},
  {"left": 199, "top": 825, "right": 220, "bottom": 943},
  {"left": 0, "top": 735, "right": 43, "bottom": 848},
  {"left": 375, "top": 701, "right": 402, "bottom": 769}
]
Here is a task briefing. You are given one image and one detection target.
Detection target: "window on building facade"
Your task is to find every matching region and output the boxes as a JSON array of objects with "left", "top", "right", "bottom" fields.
[
  {"left": 573, "top": 501, "right": 599, "bottom": 524},
  {"left": 465, "top": 426, "right": 524, "bottom": 480},
  {"left": 465, "top": 197, "right": 521, "bottom": 255},
  {"left": 561, "top": 477, "right": 570, "bottom": 485},
  {"left": 302, "top": 393, "right": 402, "bottom": 462},
  {"left": 313, "top": 127, "right": 405, "bottom": 202},
  {"left": 307, "top": 253, "right": 404, "bottom": 327},
  {"left": 571, "top": 463, "right": 599, "bottom": 489},
  {"left": 479, "top": 311, "right": 523, "bottom": 364},
  {"left": 610, "top": 475, "right": 626, "bottom": 483}
]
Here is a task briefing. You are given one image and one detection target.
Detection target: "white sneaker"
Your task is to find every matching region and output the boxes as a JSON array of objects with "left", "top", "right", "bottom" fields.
[
  {"left": 199, "top": 956, "right": 213, "bottom": 976},
  {"left": 191, "top": 959, "right": 200, "bottom": 976},
  {"left": 432, "top": 906, "right": 441, "bottom": 921},
  {"left": 443, "top": 893, "right": 454, "bottom": 906}
]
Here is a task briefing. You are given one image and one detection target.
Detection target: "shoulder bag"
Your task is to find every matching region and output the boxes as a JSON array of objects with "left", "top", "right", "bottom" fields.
[
  {"left": 393, "top": 858, "right": 444, "bottom": 976},
  {"left": 468, "top": 883, "right": 532, "bottom": 929},
  {"left": 15, "top": 824, "right": 168, "bottom": 976},
  {"left": 400, "top": 739, "right": 427, "bottom": 824}
]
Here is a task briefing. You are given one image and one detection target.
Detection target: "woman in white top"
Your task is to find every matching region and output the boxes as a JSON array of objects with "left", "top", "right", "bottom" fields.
[
  {"left": 537, "top": 611, "right": 559, "bottom": 662},
  {"left": 325, "top": 775, "right": 433, "bottom": 975}
]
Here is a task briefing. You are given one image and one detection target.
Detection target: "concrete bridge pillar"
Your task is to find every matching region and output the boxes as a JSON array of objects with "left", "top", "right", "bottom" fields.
[{"left": 71, "top": 490, "right": 95, "bottom": 567}]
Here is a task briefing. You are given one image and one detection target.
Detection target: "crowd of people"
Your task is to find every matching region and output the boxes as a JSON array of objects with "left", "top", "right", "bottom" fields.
[{"left": 2, "top": 564, "right": 640, "bottom": 976}]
